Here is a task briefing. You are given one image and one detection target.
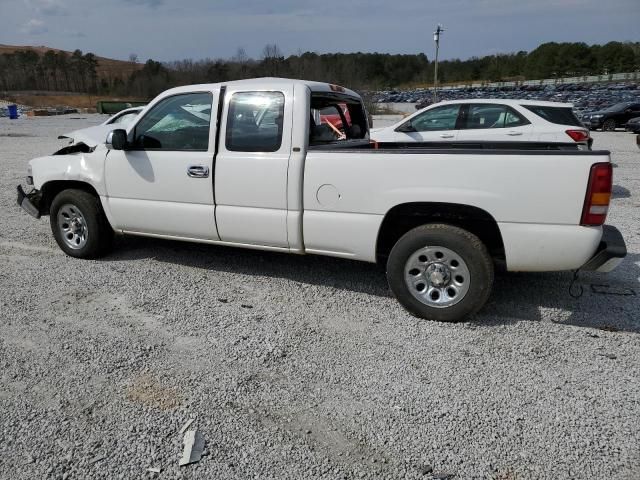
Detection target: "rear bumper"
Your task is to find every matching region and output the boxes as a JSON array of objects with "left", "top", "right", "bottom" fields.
[
  {"left": 16, "top": 185, "right": 42, "bottom": 219},
  {"left": 581, "top": 225, "right": 626, "bottom": 272}
]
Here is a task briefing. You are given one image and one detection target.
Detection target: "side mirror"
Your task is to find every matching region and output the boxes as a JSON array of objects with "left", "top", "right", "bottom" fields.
[
  {"left": 395, "top": 122, "right": 416, "bottom": 133},
  {"left": 106, "top": 129, "right": 128, "bottom": 150}
]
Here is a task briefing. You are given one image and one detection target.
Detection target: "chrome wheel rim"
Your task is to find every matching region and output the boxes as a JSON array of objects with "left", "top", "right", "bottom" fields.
[
  {"left": 57, "top": 204, "right": 88, "bottom": 250},
  {"left": 404, "top": 246, "right": 470, "bottom": 308}
]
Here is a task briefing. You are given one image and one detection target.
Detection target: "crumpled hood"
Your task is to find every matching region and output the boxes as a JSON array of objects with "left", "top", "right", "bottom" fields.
[{"left": 58, "top": 124, "right": 119, "bottom": 148}]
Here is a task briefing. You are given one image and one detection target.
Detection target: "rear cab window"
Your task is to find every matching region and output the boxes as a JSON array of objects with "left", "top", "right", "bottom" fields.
[
  {"left": 523, "top": 105, "right": 583, "bottom": 127},
  {"left": 309, "top": 92, "right": 368, "bottom": 147}
]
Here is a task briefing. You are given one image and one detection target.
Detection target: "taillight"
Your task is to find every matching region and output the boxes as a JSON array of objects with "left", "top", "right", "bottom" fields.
[
  {"left": 566, "top": 129, "right": 590, "bottom": 142},
  {"left": 581, "top": 162, "right": 612, "bottom": 226}
]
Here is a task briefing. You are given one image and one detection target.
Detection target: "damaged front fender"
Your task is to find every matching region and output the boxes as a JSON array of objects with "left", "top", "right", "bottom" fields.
[{"left": 53, "top": 142, "right": 96, "bottom": 155}]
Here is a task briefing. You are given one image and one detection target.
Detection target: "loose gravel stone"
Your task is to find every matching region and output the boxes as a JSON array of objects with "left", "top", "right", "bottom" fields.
[{"left": 0, "top": 116, "right": 639, "bottom": 479}]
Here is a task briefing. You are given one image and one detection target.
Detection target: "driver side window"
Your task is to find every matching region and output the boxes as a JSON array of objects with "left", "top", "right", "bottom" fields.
[
  {"left": 408, "top": 105, "right": 461, "bottom": 131},
  {"left": 133, "top": 92, "right": 212, "bottom": 151}
]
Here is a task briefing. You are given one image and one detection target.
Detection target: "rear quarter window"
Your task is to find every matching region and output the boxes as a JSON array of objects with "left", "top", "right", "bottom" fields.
[
  {"left": 523, "top": 105, "right": 583, "bottom": 127},
  {"left": 225, "top": 91, "right": 285, "bottom": 152}
]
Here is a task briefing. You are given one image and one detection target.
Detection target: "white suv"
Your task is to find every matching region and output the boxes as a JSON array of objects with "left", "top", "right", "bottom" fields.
[{"left": 371, "top": 99, "right": 591, "bottom": 148}]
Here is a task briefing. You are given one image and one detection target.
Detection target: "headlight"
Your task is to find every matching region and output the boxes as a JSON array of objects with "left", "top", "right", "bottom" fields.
[{"left": 591, "top": 114, "right": 603, "bottom": 119}]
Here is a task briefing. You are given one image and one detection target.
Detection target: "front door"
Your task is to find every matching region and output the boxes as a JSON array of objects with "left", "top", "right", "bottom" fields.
[
  {"left": 214, "top": 86, "right": 293, "bottom": 247},
  {"left": 105, "top": 91, "right": 219, "bottom": 240},
  {"left": 397, "top": 104, "right": 462, "bottom": 142}
]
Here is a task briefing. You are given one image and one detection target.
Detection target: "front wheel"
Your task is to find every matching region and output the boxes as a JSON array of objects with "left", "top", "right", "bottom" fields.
[
  {"left": 50, "top": 189, "right": 113, "bottom": 258},
  {"left": 386, "top": 224, "right": 494, "bottom": 322}
]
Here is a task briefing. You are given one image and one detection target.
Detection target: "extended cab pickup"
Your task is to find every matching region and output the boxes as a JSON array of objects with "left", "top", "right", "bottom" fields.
[{"left": 16, "top": 78, "right": 627, "bottom": 321}]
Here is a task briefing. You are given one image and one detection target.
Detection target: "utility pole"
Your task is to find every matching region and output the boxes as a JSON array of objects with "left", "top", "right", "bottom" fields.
[{"left": 433, "top": 24, "right": 444, "bottom": 103}]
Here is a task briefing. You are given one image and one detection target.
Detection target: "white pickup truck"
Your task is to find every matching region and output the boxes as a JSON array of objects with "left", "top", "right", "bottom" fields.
[{"left": 17, "top": 78, "right": 626, "bottom": 322}]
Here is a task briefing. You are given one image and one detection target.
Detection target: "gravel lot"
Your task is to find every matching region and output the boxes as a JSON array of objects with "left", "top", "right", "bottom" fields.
[{"left": 1, "top": 115, "right": 639, "bottom": 480}]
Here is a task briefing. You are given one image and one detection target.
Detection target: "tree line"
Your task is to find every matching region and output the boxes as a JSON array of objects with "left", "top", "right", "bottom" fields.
[
  {"left": 0, "top": 49, "right": 98, "bottom": 92},
  {"left": 1, "top": 41, "right": 639, "bottom": 99}
]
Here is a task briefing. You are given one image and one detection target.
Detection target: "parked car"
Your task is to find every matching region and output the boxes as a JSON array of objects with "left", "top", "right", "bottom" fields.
[
  {"left": 624, "top": 116, "right": 640, "bottom": 133},
  {"left": 584, "top": 102, "right": 640, "bottom": 131},
  {"left": 58, "top": 107, "right": 144, "bottom": 146},
  {"left": 375, "top": 81, "right": 640, "bottom": 117},
  {"left": 371, "top": 99, "right": 591, "bottom": 148},
  {"left": 17, "top": 78, "right": 626, "bottom": 322}
]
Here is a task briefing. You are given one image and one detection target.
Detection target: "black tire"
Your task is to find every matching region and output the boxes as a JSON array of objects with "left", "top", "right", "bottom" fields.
[
  {"left": 386, "top": 224, "right": 493, "bottom": 322},
  {"left": 602, "top": 119, "right": 616, "bottom": 132},
  {"left": 50, "top": 189, "right": 113, "bottom": 258}
]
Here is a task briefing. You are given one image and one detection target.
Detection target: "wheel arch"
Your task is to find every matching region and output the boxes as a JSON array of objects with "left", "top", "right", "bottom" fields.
[
  {"left": 375, "top": 202, "right": 505, "bottom": 265},
  {"left": 40, "top": 180, "right": 101, "bottom": 216}
]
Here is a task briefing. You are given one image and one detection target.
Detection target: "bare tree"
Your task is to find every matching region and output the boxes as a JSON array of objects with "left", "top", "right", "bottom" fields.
[
  {"left": 262, "top": 44, "right": 283, "bottom": 61},
  {"left": 233, "top": 47, "right": 248, "bottom": 64},
  {"left": 232, "top": 47, "right": 250, "bottom": 78},
  {"left": 261, "top": 43, "right": 284, "bottom": 76}
]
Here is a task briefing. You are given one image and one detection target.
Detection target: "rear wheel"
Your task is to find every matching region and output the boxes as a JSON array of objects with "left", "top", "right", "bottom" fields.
[
  {"left": 386, "top": 224, "right": 493, "bottom": 322},
  {"left": 602, "top": 119, "right": 616, "bottom": 131},
  {"left": 50, "top": 189, "right": 113, "bottom": 258}
]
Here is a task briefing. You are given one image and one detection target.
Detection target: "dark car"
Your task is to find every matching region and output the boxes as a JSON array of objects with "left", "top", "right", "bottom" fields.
[
  {"left": 584, "top": 102, "right": 640, "bottom": 131},
  {"left": 625, "top": 116, "right": 640, "bottom": 133}
]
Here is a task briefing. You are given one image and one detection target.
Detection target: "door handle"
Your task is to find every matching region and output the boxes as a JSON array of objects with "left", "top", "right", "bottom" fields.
[
  {"left": 440, "top": 133, "right": 455, "bottom": 138},
  {"left": 187, "top": 165, "right": 209, "bottom": 178},
  {"left": 507, "top": 131, "right": 523, "bottom": 136}
]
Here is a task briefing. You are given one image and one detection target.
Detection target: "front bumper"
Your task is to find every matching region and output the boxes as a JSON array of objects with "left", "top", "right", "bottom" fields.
[
  {"left": 16, "top": 185, "right": 42, "bottom": 219},
  {"left": 581, "top": 225, "right": 626, "bottom": 272}
]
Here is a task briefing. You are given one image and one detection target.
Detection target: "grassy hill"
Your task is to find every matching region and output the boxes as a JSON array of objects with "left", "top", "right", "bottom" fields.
[{"left": 0, "top": 44, "right": 143, "bottom": 80}]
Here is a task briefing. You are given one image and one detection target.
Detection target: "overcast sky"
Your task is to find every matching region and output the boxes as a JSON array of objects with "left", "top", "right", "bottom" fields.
[{"left": 0, "top": 0, "right": 638, "bottom": 62}]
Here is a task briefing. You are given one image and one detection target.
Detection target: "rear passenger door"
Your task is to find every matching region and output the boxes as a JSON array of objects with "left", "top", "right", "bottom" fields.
[
  {"left": 214, "top": 87, "right": 293, "bottom": 248},
  {"left": 396, "top": 104, "right": 462, "bottom": 142},
  {"left": 456, "top": 104, "right": 532, "bottom": 142}
]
